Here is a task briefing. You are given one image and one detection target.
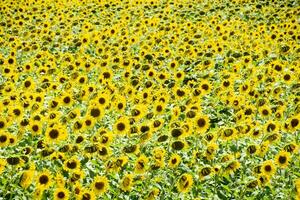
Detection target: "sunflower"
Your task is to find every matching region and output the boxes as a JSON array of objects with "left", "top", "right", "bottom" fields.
[
  {"left": 246, "top": 144, "right": 258, "bottom": 155},
  {"left": 98, "top": 145, "right": 111, "bottom": 160},
  {"left": 295, "top": 179, "right": 300, "bottom": 198},
  {"left": 82, "top": 116, "right": 96, "bottom": 130},
  {"left": 116, "top": 155, "right": 129, "bottom": 168},
  {"left": 146, "top": 188, "right": 160, "bottom": 200},
  {"left": 275, "top": 151, "right": 290, "bottom": 168},
  {"left": 54, "top": 187, "right": 69, "bottom": 200},
  {"left": 168, "top": 154, "right": 181, "bottom": 168},
  {"left": 0, "top": 158, "right": 6, "bottom": 174},
  {"left": 152, "top": 148, "right": 166, "bottom": 169},
  {"left": 37, "top": 170, "right": 52, "bottom": 189},
  {"left": 23, "top": 77, "right": 35, "bottom": 90},
  {"left": 113, "top": 95, "right": 126, "bottom": 112},
  {"left": 264, "top": 120, "right": 280, "bottom": 133},
  {"left": 131, "top": 104, "right": 147, "bottom": 120},
  {"left": 20, "top": 169, "right": 34, "bottom": 189},
  {"left": 199, "top": 79, "right": 212, "bottom": 95},
  {"left": 95, "top": 92, "right": 110, "bottom": 108},
  {"left": 288, "top": 115, "right": 300, "bottom": 131},
  {"left": 194, "top": 114, "right": 210, "bottom": 133},
  {"left": 114, "top": 117, "right": 130, "bottom": 135},
  {"left": 171, "top": 140, "right": 187, "bottom": 151},
  {"left": 33, "top": 187, "right": 45, "bottom": 199},
  {"left": 29, "top": 120, "right": 42, "bottom": 136},
  {"left": 60, "top": 94, "right": 73, "bottom": 106},
  {"left": 153, "top": 101, "right": 166, "bottom": 115},
  {"left": 63, "top": 157, "right": 80, "bottom": 172},
  {"left": 176, "top": 173, "right": 193, "bottom": 193},
  {"left": 257, "top": 174, "right": 270, "bottom": 187},
  {"left": 0, "top": 117, "right": 7, "bottom": 130},
  {"left": 120, "top": 174, "right": 134, "bottom": 192},
  {"left": 6, "top": 156, "right": 24, "bottom": 167},
  {"left": 70, "top": 169, "right": 85, "bottom": 183},
  {"left": 199, "top": 166, "right": 213, "bottom": 180},
  {"left": 250, "top": 127, "right": 262, "bottom": 139},
  {"left": 91, "top": 176, "right": 109, "bottom": 196},
  {"left": 205, "top": 143, "right": 218, "bottom": 160},
  {"left": 73, "top": 182, "right": 83, "bottom": 196},
  {"left": 220, "top": 127, "right": 237, "bottom": 140},
  {"left": 55, "top": 173, "right": 65, "bottom": 187},
  {"left": 134, "top": 154, "right": 149, "bottom": 174},
  {"left": 284, "top": 142, "right": 298, "bottom": 154},
  {"left": 259, "top": 105, "right": 272, "bottom": 118},
  {"left": 88, "top": 105, "right": 103, "bottom": 120},
  {"left": 261, "top": 160, "right": 276, "bottom": 177},
  {"left": 223, "top": 160, "right": 241, "bottom": 174},
  {"left": 258, "top": 141, "right": 270, "bottom": 157},
  {"left": 246, "top": 180, "right": 259, "bottom": 190},
  {"left": 0, "top": 131, "right": 9, "bottom": 147},
  {"left": 80, "top": 189, "right": 96, "bottom": 200},
  {"left": 45, "top": 124, "right": 67, "bottom": 144}
]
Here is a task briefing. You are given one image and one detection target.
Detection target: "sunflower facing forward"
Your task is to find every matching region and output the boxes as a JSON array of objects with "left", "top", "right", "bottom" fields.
[
  {"left": 91, "top": 176, "right": 109, "bottom": 196},
  {"left": 275, "top": 151, "right": 290, "bottom": 169}
]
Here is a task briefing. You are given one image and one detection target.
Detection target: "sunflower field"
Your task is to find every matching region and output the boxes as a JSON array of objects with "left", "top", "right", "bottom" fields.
[{"left": 0, "top": 0, "right": 299, "bottom": 199}]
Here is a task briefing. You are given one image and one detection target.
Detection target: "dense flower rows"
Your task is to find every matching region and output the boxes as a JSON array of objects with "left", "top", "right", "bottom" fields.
[{"left": 0, "top": 0, "right": 299, "bottom": 199}]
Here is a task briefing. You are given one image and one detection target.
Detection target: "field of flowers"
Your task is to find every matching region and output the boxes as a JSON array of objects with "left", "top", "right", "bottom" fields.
[{"left": 0, "top": 0, "right": 299, "bottom": 199}]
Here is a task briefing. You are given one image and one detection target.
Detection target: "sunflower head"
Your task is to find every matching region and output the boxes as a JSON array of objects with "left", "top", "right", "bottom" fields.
[
  {"left": 275, "top": 151, "right": 290, "bottom": 168},
  {"left": 176, "top": 173, "right": 193, "bottom": 193},
  {"left": 92, "top": 176, "right": 109, "bottom": 196}
]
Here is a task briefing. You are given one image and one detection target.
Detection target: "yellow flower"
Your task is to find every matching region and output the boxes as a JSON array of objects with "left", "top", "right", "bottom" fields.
[
  {"left": 146, "top": 188, "right": 160, "bottom": 200},
  {"left": 223, "top": 160, "right": 241, "bottom": 175},
  {"left": 113, "top": 117, "right": 130, "bottom": 135},
  {"left": 0, "top": 159, "right": 7, "bottom": 174},
  {"left": 63, "top": 157, "right": 81, "bottom": 172},
  {"left": 176, "top": 173, "right": 193, "bottom": 193},
  {"left": 275, "top": 151, "right": 290, "bottom": 168},
  {"left": 220, "top": 127, "right": 237, "bottom": 141},
  {"left": 194, "top": 114, "right": 210, "bottom": 134},
  {"left": 134, "top": 154, "right": 149, "bottom": 174},
  {"left": 261, "top": 160, "right": 276, "bottom": 177},
  {"left": 45, "top": 124, "right": 67, "bottom": 144},
  {"left": 205, "top": 143, "right": 218, "bottom": 160},
  {"left": 80, "top": 188, "right": 96, "bottom": 200},
  {"left": 91, "top": 176, "right": 109, "bottom": 196},
  {"left": 199, "top": 166, "right": 213, "bottom": 180},
  {"left": 33, "top": 187, "right": 45, "bottom": 200},
  {"left": 295, "top": 179, "right": 300, "bottom": 198},
  {"left": 54, "top": 187, "right": 69, "bottom": 200},
  {"left": 0, "top": 132, "right": 9, "bottom": 147},
  {"left": 168, "top": 154, "right": 181, "bottom": 168},
  {"left": 120, "top": 174, "right": 134, "bottom": 192},
  {"left": 257, "top": 174, "right": 271, "bottom": 187},
  {"left": 20, "top": 169, "right": 35, "bottom": 189},
  {"left": 36, "top": 170, "right": 52, "bottom": 189}
]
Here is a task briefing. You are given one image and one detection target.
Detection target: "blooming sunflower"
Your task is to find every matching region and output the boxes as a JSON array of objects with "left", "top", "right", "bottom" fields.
[
  {"left": 63, "top": 156, "right": 81, "bottom": 172},
  {"left": 45, "top": 124, "right": 67, "bottom": 144},
  {"left": 134, "top": 154, "right": 149, "bottom": 174},
  {"left": 20, "top": 169, "right": 35, "bottom": 189},
  {"left": 194, "top": 114, "right": 210, "bottom": 134},
  {"left": 54, "top": 187, "right": 69, "bottom": 200},
  {"left": 0, "top": 158, "right": 6, "bottom": 174},
  {"left": 36, "top": 170, "right": 52, "bottom": 189},
  {"left": 120, "top": 174, "right": 134, "bottom": 192},
  {"left": 91, "top": 176, "right": 109, "bottom": 196},
  {"left": 261, "top": 160, "right": 276, "bottom": 177},
  {"left": 275, "top": 151, "right": 290, "bottom": 168},
  {"left": 176, "top": 173, "right": 193, "bottom": 193},
  {"left": 113, "top": 117, "right": 130, "bottom": 135}
]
